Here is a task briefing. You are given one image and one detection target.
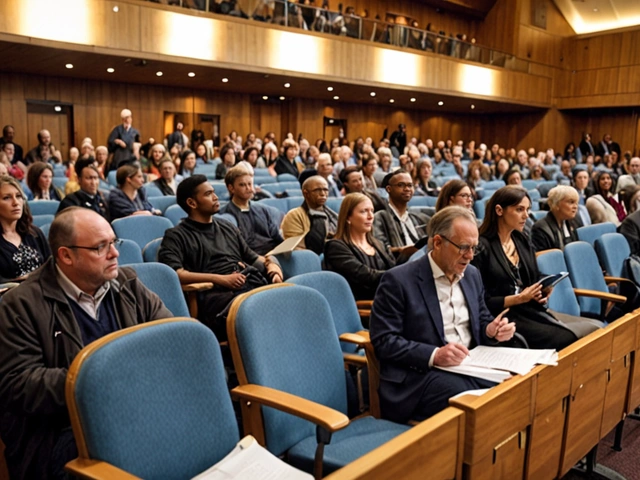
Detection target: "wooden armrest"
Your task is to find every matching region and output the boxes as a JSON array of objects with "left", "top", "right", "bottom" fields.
[
  {"left": 604, "top": 276, "right": 633, "bottom": 284},
  {"left": 66, "top": 458, "right": 139, "bottom": 479},
  {"left": 355, "top": 330, "right": 370, "bottom": 340},
  {"left": 182, "top": 282, "right": 214, "bottom": 292},
  {"left": 573, "top": 288, "right": 626, "bottom": 303},
  {"left": 231, "top": 384, "right": 350, "bottom": 433},
  {"left": 339, "top": 332, "right": 369, "bottom": 346},
  {"left": 356, "top": 300, "right": 373, "bottom": 309},
  {"left": 343, "top": 353, "right": 367, "bottom": 366}
]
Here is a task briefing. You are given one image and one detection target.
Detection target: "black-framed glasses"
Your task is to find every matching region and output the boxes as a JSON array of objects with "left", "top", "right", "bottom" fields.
[
  {"left": 389, "top": 182, "right": 414, "bottom": 189},
  {"left": 440, "top": 235, "right": 482, "bottom": 255},
  {"left": 64, "top": 239, "right": 123, "bottom": 256}
]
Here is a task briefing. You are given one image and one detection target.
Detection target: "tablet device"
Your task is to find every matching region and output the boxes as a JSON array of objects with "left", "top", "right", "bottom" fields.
[{"left": 539, "top": 272, "right": 569, "bottom": 288}]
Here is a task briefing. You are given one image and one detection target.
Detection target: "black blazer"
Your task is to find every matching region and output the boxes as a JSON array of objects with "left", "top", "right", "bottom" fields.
[
  {"left": 619, "top": 210, "right": 640, "bottom": 255},
  {"left": 324, "top": 239, "right": 395, "bottom": 300},
  {"left": 531, "top": 211, "right": 580, "bottom": 253}
]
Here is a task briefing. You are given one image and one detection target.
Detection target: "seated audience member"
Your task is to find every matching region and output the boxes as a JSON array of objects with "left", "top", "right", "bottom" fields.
[
  {"left": 413, "top": 157, "right": 438, "bottom": 196},
  {"left": 216, "top": 143, "right": 237, "bottom": 180},
  {"left": 374, "top": 170, "right": 429, "bottom": 263},
  {"left": 531, "top": 186, "right": 581, "bottom": 252},
  {"left": 195, "top": 143, "right": 210, "bottom": 165},
  {"left": 26, "top": 162, "right": 64, "bottom": 201},
  {"left": 0, "top": 208, "right": 171, "bottom": 479},
  {"left": 616, "top": 157, "right": 640, "bottom": 193},
  {"left": 243, "top": 146, "right": 266, "bottom": 169},
  {"left": 361, "top": 154, "right": 378, "bottom": 190},
  {"left": 0, "top": 125, "right": 24, "bottom": 162},
  {"left": 324, "top": 193, "right": 395, "bottom": 301},
  {"left": 109, "top": 164, "right": 160, "bottom": 220},
  {"left": 147, "top": 143, "right": 168, "bottom": 178},
  {"left": 619, "top": 185, "right": 640, "bottom": 255},
  {"left": 341, "top": 166, "right": 386, "bottom": 212},
  {"left": 275, "top": 139, "right": 302, "bottom": 178},
  {"left": 2, "top": 142, "right": 25, "bottom": 180},
  {"left": 586, "top": 171, "right": 624, "bottom": 226},
  {"left": 219, "top": 166, "right": 283, "bottom": 255},
  {"left": 473, "top": 186, "right": 599, "bottom": 350},
  {"left": 158, "top": 175, "right": 282, "bottom": 339},
  {"left": 94, "top": 146, "right": 108, "bottom": 180},
  {"left": 57, "top": 159, "right": 110, "bottom": 220},
  {"left": 466, "top": 160, "right": 490, "bottom": 189},
  {"left": 504, "top": 168, "right": 523, "bottom": 186},
  {"left": 573, "top": 169, "right": 594, "bottom": 203},
  {"left": 153, "top": 158, "right": 181, "bottom": 195},
  {"left": 375, "top": 146, "right": 393, "bottom": 182},
  {"left": 281, "top": 175, "right": 338, "bottom": 254},
  {"left": 25, "top": 129, "right": 60, "bottom": 166},
  {"left": 316, "top": 153, "right": 342, "bottom": 197},
  {"left": 370, "top": 206, "right": 516, "bottom": 423},
  {"left": 435, "top": 179, "right": 475, "bottom": 212},
  {"left": 179, "top": 149, "right": 197, "bottom": 179},
  {"left": 494, "top": 158, "right": 511, "bottom": 181},
  {"left": 0, "top": 176, "right": 51, "bottom": 281}
]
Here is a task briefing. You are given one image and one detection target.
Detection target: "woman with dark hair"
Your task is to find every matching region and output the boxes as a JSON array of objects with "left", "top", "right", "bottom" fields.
[
  {"left": 243, "top": 146, "right": 266, "bottom": 169},
  {"left": 586, "top": 171, "right": 625, "bottom": 225},
  {"left": 274, "top": 139, "right": 302, "bottom": 178},
  {"left": 413, "top": 158, "right": 438, "bottom": 196},
  {"left": 466, "top": 159, "right": 491, "bottom": 189},
  {"left": 195, "top": 144, "right": 210, "bottom": 165},
  {"left": 109, "top": 164, "right": 159, "bottom": 220},
  {"left": 179, "top": 149, "right": 197, "bottom": 179},
  {"left": 324, "top": 192, "right": 395, "bottom": 300},
  {"left": 563, "top": 142, "right": 578, "bottom": 162},
  {"left": 26, "top": 163, "right": 63, "bottom": 201},
  {"left": 435, "top": 179, "right": 474, "bottom": 212},
  {"left": 216, "top": 143, "right": 236, "bottom": 180},
  {"left": 473, "top": 186, "right": 599, "bottom": 350},
  {"left": 0, "top": 176, "right": 51, "bottom": 280}
]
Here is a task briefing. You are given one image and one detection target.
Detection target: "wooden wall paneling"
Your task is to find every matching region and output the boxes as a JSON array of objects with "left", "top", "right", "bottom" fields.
[{"left": 473, "top": 0, "right": 519, "bottom": 55}]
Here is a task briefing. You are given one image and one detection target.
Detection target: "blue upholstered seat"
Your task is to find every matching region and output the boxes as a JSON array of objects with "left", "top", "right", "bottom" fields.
[
  {"left": 65, "top": 319, "right": 238, "bottom": 479},
  {"left": 27, "top": 200, "right": 59, "bottom": 216},
  {"left": 115, "top": 238, "right": 143, "bottom": 265},
  {"left": 164, "top": 204, "right": 187, "bottom": 226},
  {"left": 227, "top": 285, "right": 410, "bottom": 476},
  {"left": 142, "top": 238, "right": 163, "bottom": 262},
  {"left": 257, "top": 197, "right": 288, "bottom": 213},
  {"left": 576, "top": 222, "right": 616, "bottom": 247},
  {"left": 127, "top": 262, "right": 190, "bottom": 317},
  {"left": 595, "top": 233, "right": 630, "bottom": 278},
  {"left": 32, "top": 214, "right": 54, "bottom": 228},
  {"left": 148, "top": 195, "right": 177, "bottom": 214},
  {"left": 142, "top": 184, "right": 163, "bottom": 198},
  {"left": 325, "top": 197, "right": 344, "bottom": 213},
  {"left": 277, "top": 173, "right": 298, "bottom": 182},
  {"left": 112, "top": 215, "right": 174, "bottom": 249},
  {"left": 408, "top": 196, "right": 437, "bottom": 207},
  {"left": 274, "top": 250, "right": 322, "bottom": 280},
  {"left": 536, "top": 249, "right": 581, "bottom": 317}
]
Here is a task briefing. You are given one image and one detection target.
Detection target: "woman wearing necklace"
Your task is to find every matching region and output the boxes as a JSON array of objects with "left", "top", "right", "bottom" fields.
[
  {"left": 0, "top": 176, "right": 51, "bottom": 281},
  {"left": 472, "top": 186, "right": 600, "bottom": 350},
  {"left": 324, "top": 193, "right": 395, "bottom": 301}
]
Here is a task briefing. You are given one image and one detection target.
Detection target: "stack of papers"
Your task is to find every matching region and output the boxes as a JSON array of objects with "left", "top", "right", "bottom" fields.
[
  {"left": 192, "top": 435, "right": 312, "bottom": 480},
  {"left": 436, "top": 346, "right": 558, "bottom": 383}
]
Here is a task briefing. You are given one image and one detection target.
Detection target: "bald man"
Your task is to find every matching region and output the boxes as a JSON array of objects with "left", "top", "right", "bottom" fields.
[
  {"left": 25, "top": 129, "right": 59, "bottom": 165},
  {"left": 107, "top": 108, "right": 141, "bottom": 170},
  {"left": 0, "top": 208, "right": 171, "bottom": 479}
]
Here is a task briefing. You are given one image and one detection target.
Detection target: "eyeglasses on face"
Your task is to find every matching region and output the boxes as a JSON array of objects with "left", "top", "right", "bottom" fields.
[
  {"left": 64, "top": 238, "right": 123, "bottom": 256},
  {"left": 389, "top": 182, "right": 414, "bottom": 189},
  {"left": 439, "top": 235, "right": 482, "bottom": 256}
]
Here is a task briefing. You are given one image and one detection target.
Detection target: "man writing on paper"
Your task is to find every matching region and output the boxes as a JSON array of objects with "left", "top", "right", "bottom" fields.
[{"left": 370, "top": 206, "right": 516, "bottom": 423}]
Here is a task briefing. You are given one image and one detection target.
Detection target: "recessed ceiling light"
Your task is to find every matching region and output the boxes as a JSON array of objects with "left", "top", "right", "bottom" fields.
[
  {"left": 370, "top": 92, "right": 376, "bottom": 97},
  {"left": 222, "top": 78, "right": 229, "bottom": 83},
  {"left": 65, "top": 63, "right": 73, "bottom": 69},
  {"left": 471, "top": 104, "right": 475, "bottom": 109},
  {"left": 156, "top": 71, "right": 163, "bottom": 77},
  {"left": 438, "top": 101, "right": 444, "bottom": 106},
  {"left": 593, "top": 8, "right": 598, "bottom": 12},
  {"left": 113, "top": 5, "right": 119, "bottom": 12},
  {"left": 262, "top": 96, "right": 268, "bottom": 100},
  {"left": 54, "top": 106, "right": 62, "bottom": 112},
  {"left": 188, "top": 72, "right": 196, "bottom": 77},
  {"left": 106, "top": 67, "right": 115, "bottom": 73},
  {"left": 410, "top": 97, "right": 416, "bottom": 102},
  {"left": 327, "top": 86, "right": 334, "bottom": 92},
  {"left": 279, "top": 96, "right": 285, "bottom": 100},
  {"left": 389, "top": 99, "right": 395, "bottom": 103},
  {"left": 284, "top": 82, "right": 291, "bottom": 88},
  {"left": 333, "top": 95, "right": 339, "bottom": 100}
]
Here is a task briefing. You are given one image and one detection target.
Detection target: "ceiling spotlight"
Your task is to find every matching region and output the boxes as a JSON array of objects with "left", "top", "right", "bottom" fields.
[
  {"left": 410, "top": 97, "right": 416, "bottom": 102},
  {"left": 106, "top": 67, "right": 115, "bottom": 73},
  {"left": 262, "top": 96, "right": 268, "bottom": 100},
  {"left": 438, "top": 101, "right": 444, "bottom": 106},
  {"left": 284, "top": 82, "right": 291, "bottom": 88},
  {"left": 327, "top": 86, "right": 334, "bottom": 92},
  {"left": 279, "top": 96, "right": 285, "bottom": 100},
  {"left": 54, "top": 106, "right": 62, "bottom": 112},
  {"left": 329, "top": 119, "right": 334, "bottom": 124},
  {"left": 113, "top": 5, "right": 119, "bottom": 12},
  {"left": 389, "top": 99, "right": 395, "bottom": 103},
  {"left": 65, "top": 63, "right": 73, "bottom": 69},
  {"left": 471, "top": 104, "right": 476, "bottom": 110},
  {"left": 593, "top": 7, "right": 598, "bottom": 12},
  {"left": 333, "top": 95, "right": 339, "bottom": 100},
  {"left": 156, "top": 71, "right": 163, "bottom": 77},
  {"left": 222, "top": 78, "right": 229, "bottom": 83},
  {"left": 188, "top": 72, "right": 196, "bottom": 77},
  {"left": 370, "top": 92, "right": 376, "bottom": 97}
]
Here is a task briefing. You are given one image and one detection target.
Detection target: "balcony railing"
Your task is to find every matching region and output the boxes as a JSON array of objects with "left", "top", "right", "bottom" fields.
[{"left": 150, "top": 0, "right": 530, "bottom": 73}]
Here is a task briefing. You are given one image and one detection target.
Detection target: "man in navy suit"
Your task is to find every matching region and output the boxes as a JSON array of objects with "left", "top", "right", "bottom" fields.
[{"left": 370, "top": 206, "right": 516, "bottom": 423}]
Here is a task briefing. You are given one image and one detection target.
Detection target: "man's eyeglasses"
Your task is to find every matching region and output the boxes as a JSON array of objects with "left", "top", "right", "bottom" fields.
[
  {"left": 64, "top": 239, "right": 123, "bottom": 256},
  {"left": 440, "top": 235, "right": 482, "bottom": 255},
  {"left": 389, "top": 182, "right": 414, "bottom": 189}
]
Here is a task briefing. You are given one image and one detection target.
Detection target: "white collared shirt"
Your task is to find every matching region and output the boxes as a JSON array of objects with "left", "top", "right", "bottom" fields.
[
  {"left": 427, "top": 251, "right": 472, "bottom": 366},
  {"left": 56, "top": 265, "right": 110, "bottom": 320},
  {"left": 388, "top": 202, "right": 419, "bottom": 246}
]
